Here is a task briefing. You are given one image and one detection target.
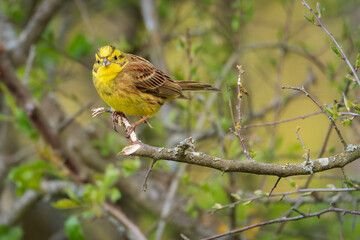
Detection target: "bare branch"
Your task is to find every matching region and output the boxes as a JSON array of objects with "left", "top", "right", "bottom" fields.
[
  {"left": 0, "top": 49, "right": 79, "bottom": 176},
  {"left": 233, "top": 65, "right": 251, "bottom": 160},
  {"left": 121, "top": 141, "right": 360, "bottom": 177},
  {"left": 201, "top": 207, "right": 360, "bottom": 240},
  {"left": 244, "top": 111, "right": 322, "bottom": 129},
  {"left": 103, "top": 203, "right": 147, "bottom": 240},
  {"left": 282, "top": 86, "right": 347, "bottom": 148},
  {"left": 301, "top": 0, "right": 360, "bottom": 86}
]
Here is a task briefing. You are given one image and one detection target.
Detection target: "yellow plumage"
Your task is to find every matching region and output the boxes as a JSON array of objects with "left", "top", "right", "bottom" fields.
[{"left": 92, "top": 45, "right": 219, "bottom": 127}]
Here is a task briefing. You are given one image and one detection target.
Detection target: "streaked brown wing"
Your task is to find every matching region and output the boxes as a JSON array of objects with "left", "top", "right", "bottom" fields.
[{"left": 125, "top": 53, "right": 184, "bottom": 99}]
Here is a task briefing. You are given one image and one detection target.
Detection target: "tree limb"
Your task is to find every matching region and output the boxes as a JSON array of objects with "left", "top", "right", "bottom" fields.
[
  {"left": 124, "top": 142, "right": 360, "bottom": 177},
  {"left": 8, "top": 0, "right": 66, "bottom": 66}
]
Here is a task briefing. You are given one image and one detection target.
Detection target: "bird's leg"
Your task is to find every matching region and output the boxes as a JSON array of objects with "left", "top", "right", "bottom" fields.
[
  {"left": 144, "top": 119, "right": 153, "bottom": 128},
  {"left": 126, "top": 115, "right": 150, "bottom": 136}
]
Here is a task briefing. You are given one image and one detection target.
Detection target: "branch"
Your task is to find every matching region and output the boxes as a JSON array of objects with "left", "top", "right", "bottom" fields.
[
  {"left": 90, "top": 108, "right": 360, "bottom": 177},
  {"left": 103, "top": 203, "right": 147, "bottom": 240},
  {"left": 8, "top": 0, "right": 66, "bottom": 66},
  {"left": 233, "top": 65, "right": 251, "bottom": 160},
  {"left": 0, "top": 48, "right": 79, "bottom": 176},
  {"left": 122, "top": 138, "right": 360, "bottom": 177},
  {"left": 201, "top": 207, "right": 360, "bottom": 240},
  {"left": 213, "top": 187, "right": 360, "bottom": 212},
  {"left": 301, "top": 0, "right": 360, "bottom": 86},
  {"left": 282, "top": 86, "right": 347, "bottom": 148},
  {"left": 0, "top": 181, "right": 75, "bottom": 226}
]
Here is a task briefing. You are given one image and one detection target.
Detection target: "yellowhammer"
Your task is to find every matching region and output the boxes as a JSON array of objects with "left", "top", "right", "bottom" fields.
[{"left": 92, "top": 45, "right": 219, "bottom": 133}]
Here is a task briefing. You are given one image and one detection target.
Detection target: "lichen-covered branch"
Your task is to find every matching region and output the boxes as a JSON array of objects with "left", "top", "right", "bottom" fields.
[
  {"left": 125, "top": 141, "right": 360, "bottom": 177},
  {"left": 90, "top": 108, "right": 360, "bottom": 177}
]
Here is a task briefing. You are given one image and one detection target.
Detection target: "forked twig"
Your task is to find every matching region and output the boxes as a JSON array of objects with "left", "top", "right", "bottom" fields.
[
  {"left": 282, "top": 86, "right": 347, "bottom": 148},
  {"left": 301, "top": 0, "right": 360, "bottom": 86}
]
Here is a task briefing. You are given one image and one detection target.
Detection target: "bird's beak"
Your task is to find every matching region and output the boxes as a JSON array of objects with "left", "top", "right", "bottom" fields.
[{"left": 102, "top": 58, "right": 111, "bottom": 67}]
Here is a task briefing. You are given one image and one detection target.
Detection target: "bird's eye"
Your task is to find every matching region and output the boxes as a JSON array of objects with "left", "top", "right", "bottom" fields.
[
  {"left": 97, "top": 60, "right": 100, "bottom": 64},
  {"left": 114, "top": 56, "right": 118, "bottom": 60}
]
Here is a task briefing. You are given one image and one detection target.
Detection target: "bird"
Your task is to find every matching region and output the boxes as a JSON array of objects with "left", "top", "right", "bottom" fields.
[{"left": 92, "top": 45, "right": 219, "bottom": 134}]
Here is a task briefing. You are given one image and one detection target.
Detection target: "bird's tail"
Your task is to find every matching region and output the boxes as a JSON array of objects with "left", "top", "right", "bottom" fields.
[{"left": 176, "top": 81, "right": 220, "bottom": 91}]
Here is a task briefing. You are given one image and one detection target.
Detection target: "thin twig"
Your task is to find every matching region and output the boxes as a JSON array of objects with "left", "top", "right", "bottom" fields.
[
  {"left": 296, "top": 127, "right": 310, "bottom": 164},
  {"left": 301, "top": 0, "right": 360, "bottom": 86},
  {"left": 142, "top": 159, "right": 157, "bottom": 192},
  {"left": 57, "top": 101, "right": 93, "bottom": 133},
  {"left": 201, "top": 207, "right": 360, "bottom": 240},
  {"left": 155, "top": 165, "right": 186, "bottom": 240},
  {"left": 22, "top": 44, "right": 36, "bottom": 85},
  {"left": 282, "top": 86, "right": 347, "bottom": 148},
  {"left": 103, "top": 202, "right": 147, "bottom": 240},
  {"left": 268, "top": 177, "right": 281, "bottom": 199},
  {"left": 233, "top": 65, "right": 251, "bottom": 160},
  {"left": 244, "top": 111, "right": 322, "bottom": 129},
  {"left": 212, "top": 187, "right": 360, "bottom": 212}
]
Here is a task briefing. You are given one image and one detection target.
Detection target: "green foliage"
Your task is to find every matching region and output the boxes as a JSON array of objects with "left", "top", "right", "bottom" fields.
[
  {"left": 0, "top": 83, "right": 38, "bottom": 139},
  {"left": 231, "top": 0, "right": 254, "bottom": 30},
  {"left": 286, "top": 178, "right": 298, "bottom": 189},
  {"left": 118, "top": 157, "right": 141, "bottom": 177},
  {"left": 8, "top": 160, "right": 57, "bottom": 196},
  {"left": 64, "top": 216, "right": 85, "bottom": 240},
  {"left": 67, "top": 34, "right": 93, "bottom": 58},
  {"left": 254, "top": 189, "right": 268, "bottom": 197},
  {"left": 0, "top": 1, "right": 25, "bottom": 23},
  {"left": 355, "top": 53, "right": 360, "bottom": 70},
  {"left": 304, "top": 14, "right": 315, "bottom": 25},
  {"left": 91, "top": 131, "right": 120, "bottom": 157},
  {"left": 185, "top": 201, "right": 199, "bottom": 218},
  {"left": 0, "top": 226, "right": 23, "bottom": 240},
  {"left": 53, "top": 164, "right": 121, "bottom": 216},
  {"left": 330, "top": 45, "right": 341, "bottom": 58}
]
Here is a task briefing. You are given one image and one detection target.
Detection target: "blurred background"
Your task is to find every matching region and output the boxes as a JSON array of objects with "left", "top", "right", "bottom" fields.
[{"left": 1, "top": 0, "right": 360, "bottom": 239}]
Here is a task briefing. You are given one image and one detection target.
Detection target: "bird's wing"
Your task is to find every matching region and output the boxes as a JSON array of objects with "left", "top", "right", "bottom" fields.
[{"left": 125, "top": 54, "right": 184, "bottom": 99}]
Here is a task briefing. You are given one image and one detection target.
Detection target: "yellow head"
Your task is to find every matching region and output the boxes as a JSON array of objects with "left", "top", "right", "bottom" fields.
[{"left": 92, "top": 45, "right": 129, "bottom": 82}]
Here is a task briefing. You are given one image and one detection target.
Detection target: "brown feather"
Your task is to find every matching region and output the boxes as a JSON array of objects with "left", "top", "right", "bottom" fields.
[{"left": 123, "top": 53, "right": 218, "bottom": 100}]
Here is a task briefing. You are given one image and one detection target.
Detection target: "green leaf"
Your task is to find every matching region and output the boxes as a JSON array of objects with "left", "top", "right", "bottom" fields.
[
  {"left": 343, "top": 96, "right": 353, "bottom": 112},
  {"left": 332, "top": 104, "right": 339, "bottom": 120},
  {"left": 341, "top": 118, "right": 352, "bottom": 127},
  {"left": 355, "top": 53, "right": 360, "bottom": 70},
  {"left": 64, "top": 216, "right": 85, "bottom": 240},
  {"left": 330, "top": 45, "right": 341, "bottom": 58},
  {"left": 176, "top": 39, "right": 185, "bottom": 50},
  {"left": 118, "top": 158, "right": 141, "bottom": 177},
  {"left": 301, "top": 192, "right": 312, "bottom": 197},
  {"left": 103, "top": 164, "right": 120, "bottom": 189},
  {"left": 304, "top": 14, "right": 315, "bottom": 24},
  {"left": 254, "top": 190, "right": 268, "bottom": 197},
  {"left": 212, "top": 203, "right": 223, "bottom": 209},
  {"left": 52, "top": 199, "right": 81, "bottom": 209},
  {"left": 231, "top": 14, "right": 240, "bottom": 31},
  {"left": 323, "top": 105, "right": 333, "bottom": 115},
  {"left": 7, "top": 160, "right": 56, "bottom": 195},
  {"left": 67, "top": 34, "right": 92, "bottom": 58},
  {"left": 230, "top": 193, "right": 241, "bottom": 200},
  {"left": 346, "top": 177, "right": 355, "bottom": 188},
  {"left": 185, "top": 202, "right": 198, "bottom": 218},
  {"left": 0, "top": 225, "right": 23, "bottom": 240},
  {"left": 287, "top": 178, "right": 297, "bottom": 188},
  {"left": 109, "top": 188, "right": 121, "bottom": 202},
  {"left": 242, "top": 200, "right": 252, "bottom": 206},
  {"left": 65, "top": 188, "right": 82, "bottom": 204}
]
